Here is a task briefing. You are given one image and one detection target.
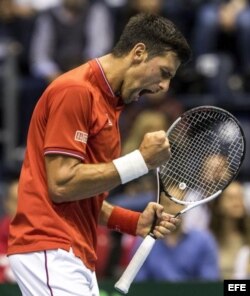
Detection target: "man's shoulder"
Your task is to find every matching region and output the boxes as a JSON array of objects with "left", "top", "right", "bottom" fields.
[{"left": 47, "top": 63, "right": 94, "bottom": 94}]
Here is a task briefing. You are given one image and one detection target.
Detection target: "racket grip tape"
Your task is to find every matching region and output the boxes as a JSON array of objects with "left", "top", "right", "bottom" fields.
[{"left": 114, "top": 235, "right": 156, "bottom": 294}]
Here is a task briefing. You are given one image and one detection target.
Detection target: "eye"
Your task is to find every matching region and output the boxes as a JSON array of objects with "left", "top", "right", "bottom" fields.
[{"left": 161, "top": 69, "right": 173, "bottom": 80}]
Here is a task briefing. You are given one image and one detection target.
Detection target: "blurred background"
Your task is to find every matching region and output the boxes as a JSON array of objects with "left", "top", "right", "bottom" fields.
[{"left": 0, "top": 0, "right": 250, "bottom": 294}]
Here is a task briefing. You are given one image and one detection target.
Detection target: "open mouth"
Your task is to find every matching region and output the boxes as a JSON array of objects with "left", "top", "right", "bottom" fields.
[{"left": 138, "top": 89, "right": 154, "bottom": 97}]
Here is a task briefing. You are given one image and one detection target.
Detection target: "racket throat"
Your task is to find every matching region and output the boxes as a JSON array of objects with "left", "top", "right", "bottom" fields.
[{"left": 174, "top": 190, "right": 222, "bottom": 217}]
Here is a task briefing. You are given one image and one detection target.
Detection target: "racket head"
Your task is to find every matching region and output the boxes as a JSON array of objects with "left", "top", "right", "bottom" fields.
[{"left": 158, "top": 106, "right": 246, "bottom": 206}]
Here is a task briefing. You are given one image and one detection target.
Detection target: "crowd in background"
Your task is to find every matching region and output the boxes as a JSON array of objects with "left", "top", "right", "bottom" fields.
[{"left": 0, "top": 0, "right": 250, "bottom": 284}]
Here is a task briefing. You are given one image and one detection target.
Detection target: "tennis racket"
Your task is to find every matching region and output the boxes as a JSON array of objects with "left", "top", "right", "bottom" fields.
[{"left": 114, "top": 105, "right": 245, "bottom": 294}]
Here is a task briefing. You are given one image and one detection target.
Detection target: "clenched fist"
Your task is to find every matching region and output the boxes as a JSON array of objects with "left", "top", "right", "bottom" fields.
[{"left": 139, "top": 130, "right": 171, "bottom": 170}]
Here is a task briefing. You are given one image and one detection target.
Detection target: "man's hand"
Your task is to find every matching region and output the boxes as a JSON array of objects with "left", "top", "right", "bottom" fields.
[
  {"left": 139, "top": 131, "right": 171, "bottom": 170},
  {"left": 136, "top": 202, "right": 180, "bottom": 239}
]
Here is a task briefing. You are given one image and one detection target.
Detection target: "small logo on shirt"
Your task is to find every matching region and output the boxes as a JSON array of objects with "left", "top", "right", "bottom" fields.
[
  {"left": 106, "top": 113, "right": 113, "bottom": 126},
  {"left": 74, "top": 131, "right": 88, "bottom": 143}
]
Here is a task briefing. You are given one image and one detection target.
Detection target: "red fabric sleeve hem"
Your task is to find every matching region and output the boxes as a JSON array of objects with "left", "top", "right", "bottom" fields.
[{"left": 44, "top": 148, "right": 85, "bottom": 161}]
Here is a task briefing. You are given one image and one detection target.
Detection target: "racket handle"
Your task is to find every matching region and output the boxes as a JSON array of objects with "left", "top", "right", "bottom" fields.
[{"left": 114, "top": 235, "right": 156, "bottom": 294}]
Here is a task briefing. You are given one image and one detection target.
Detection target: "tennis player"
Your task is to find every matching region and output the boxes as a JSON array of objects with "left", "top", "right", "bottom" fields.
[{"left": 8, "top": 13, "right": 191, "bottom": 295}]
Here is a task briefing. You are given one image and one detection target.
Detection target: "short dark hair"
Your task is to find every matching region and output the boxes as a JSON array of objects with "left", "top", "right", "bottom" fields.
[{"left": 112, "top": 13, "right": 192, "bottom": 64}]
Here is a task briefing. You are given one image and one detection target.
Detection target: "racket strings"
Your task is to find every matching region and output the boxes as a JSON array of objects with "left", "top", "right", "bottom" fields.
[
  {"left": 160, "top": 110, "right": 244, "bottom": 203},
  {"left": 161, "top": 116, "right": 222, "bottom": 198}
]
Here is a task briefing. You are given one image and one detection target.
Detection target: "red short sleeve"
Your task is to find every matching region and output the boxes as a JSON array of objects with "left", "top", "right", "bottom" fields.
[{"left": 44, "top": 85, "right": 92, "bottom": 160}]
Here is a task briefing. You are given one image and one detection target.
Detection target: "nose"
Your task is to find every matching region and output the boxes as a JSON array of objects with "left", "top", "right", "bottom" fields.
[{"left": 158, "top": 79, "right": 170, "bottom": 92}]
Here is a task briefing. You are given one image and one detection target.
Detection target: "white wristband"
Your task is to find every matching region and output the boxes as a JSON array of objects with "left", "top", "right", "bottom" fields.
[{"left": 113, "top": 150, "right": 149, "bottom": 184}]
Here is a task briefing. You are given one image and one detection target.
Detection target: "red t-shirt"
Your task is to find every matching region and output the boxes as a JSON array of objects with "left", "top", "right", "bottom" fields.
[{"left": 8, "top": 59, "right": 124, "bottom": 270}]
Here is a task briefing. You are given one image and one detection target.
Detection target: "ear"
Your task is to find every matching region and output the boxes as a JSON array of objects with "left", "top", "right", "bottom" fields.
[{"left": 132, "top": 43, "right": 147, "bottom": 64}]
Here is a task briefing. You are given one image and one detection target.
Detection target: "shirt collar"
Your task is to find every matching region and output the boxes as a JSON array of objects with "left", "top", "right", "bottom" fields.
[{"left": 89, "top": 59, "right": 124, "bottom": 108}]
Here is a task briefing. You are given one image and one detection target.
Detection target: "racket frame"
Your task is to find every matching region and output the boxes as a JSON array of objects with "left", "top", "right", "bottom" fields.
[{"left": 159, "top": 105, "right": 246, "bottom": 216}]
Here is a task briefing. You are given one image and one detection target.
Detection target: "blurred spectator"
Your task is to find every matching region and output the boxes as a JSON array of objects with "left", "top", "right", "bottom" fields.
[
  {"left": 233, "top": 209, "right": 250, "bottom": 279},
  {"left": 107, "top": 0, "right": 165, "bottom": 46},
  {"left": 209, "top": 181, "right": 250, "bottom": 279},
  {"left": 0, "top": 0, "right": 35, "bottom": 76},
  {"left": 130, "top": 197, "right": 220, "bottom": 281},
  {"left": 0, "top": 0, "right": 37, "bottom": 73},
  {"left": 0, "top": 176, "right": 18, "bottom": 283},
  {"left": 126, "top": 0, "right": 164, "bottom": 15},
  {"left": 29, "top": 0, "right": 113, "bottom": 83},
  {"left": 0, "top": 0, "right": 41, "bottom": 148},
  {"left": 233, "top": 242, "right": 250, "bottom": 279},
  {"left": 14, "top": 0, "right": 62, "bottom": 12},
  {"left": 162, "top": 0, "right": 205, "bottom": 43},
  {"left": 192, "top": 0, "right": 250, "bottom": 95}
]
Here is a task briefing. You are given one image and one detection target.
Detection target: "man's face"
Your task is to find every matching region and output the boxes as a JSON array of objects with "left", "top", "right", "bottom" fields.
[{"left": 120, "top": 49, "right": 180, "bottom": 104}]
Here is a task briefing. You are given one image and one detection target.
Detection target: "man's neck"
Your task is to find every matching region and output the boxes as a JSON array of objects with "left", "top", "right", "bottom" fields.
[{"left": 97, "top": 54, "right": 130, "bottom": 95}]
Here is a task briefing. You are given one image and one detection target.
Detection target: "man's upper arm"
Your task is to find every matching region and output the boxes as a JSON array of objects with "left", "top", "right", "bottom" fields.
[{"left": 45, "top": 154, "right": 82, "bottom": 202}]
